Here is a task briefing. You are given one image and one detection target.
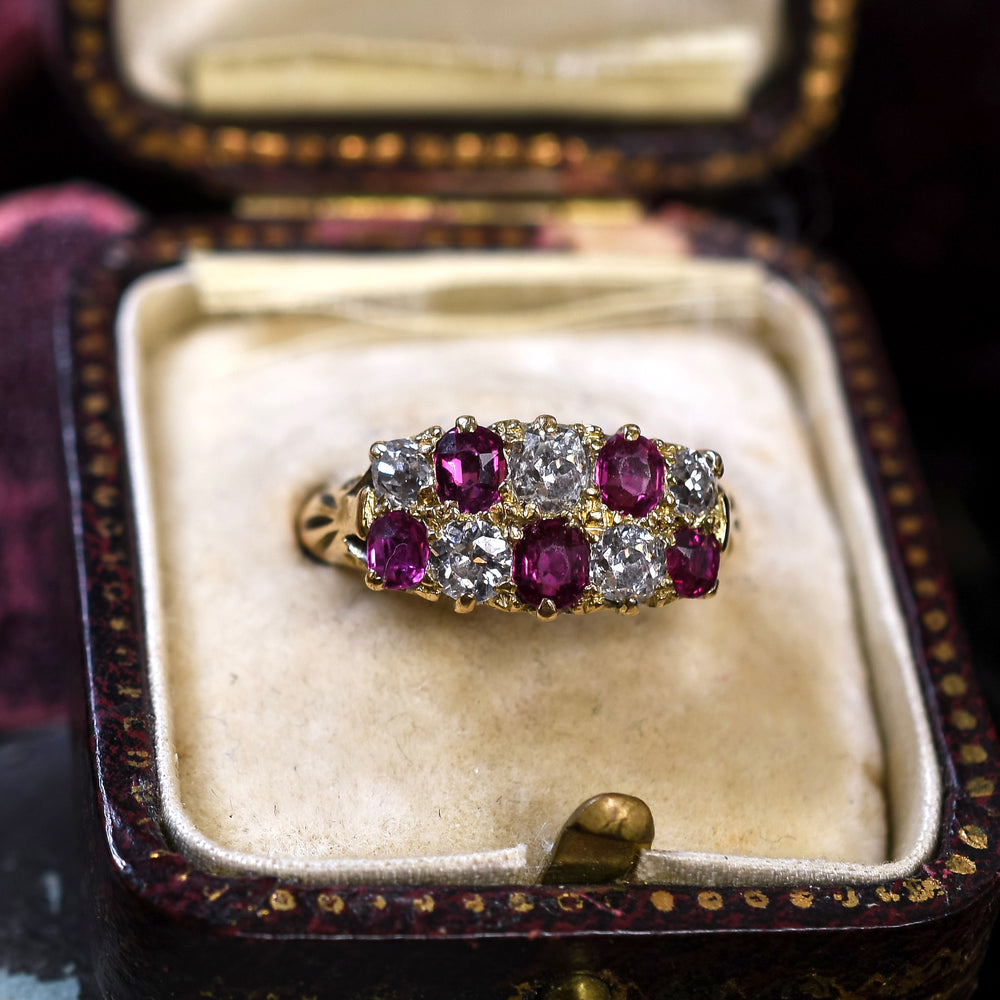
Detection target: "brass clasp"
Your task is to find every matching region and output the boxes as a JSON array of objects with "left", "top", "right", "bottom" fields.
[{"left": 542, "top": 793, "right": 654, "bottom": 885}]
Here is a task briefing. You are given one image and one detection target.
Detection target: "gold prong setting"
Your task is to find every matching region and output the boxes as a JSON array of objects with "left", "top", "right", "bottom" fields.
[
  {"left": 536, "top": 599, "right": 559, "bottom": 622},
  {"left": 309, "top": 416, "right": 728, "bottom": 618}
]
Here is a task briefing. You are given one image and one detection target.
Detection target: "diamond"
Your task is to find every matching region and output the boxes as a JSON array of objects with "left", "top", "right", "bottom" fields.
[
  {"left": 667, "top": 527, "right": 721, "bottom": 598},
  {"left": 512, "top": 518, "right": 590, "bottom": 610},
  {"left": 668, "top": 449, "right": 718, "bottom": 519},
  {"left": 434, "top": 425, "right": 507, "bottom": 514},
  {"left": 366, "top": 511, "right": 429, "bottom": 590},
  {"left": 430, "top": 518, "right": 512, "bottom": 602},
  {"left": 510, "top": 421, "right": 590, "bottom": 513},
  {"left": 371, "top": 439, "right": 433, "bottom": 506},
  {"left": 590, "top": 524, "right": 667, "bottom": 602},
  {"left": 594, "top": 433, "right": 665, "bottom": 518}
]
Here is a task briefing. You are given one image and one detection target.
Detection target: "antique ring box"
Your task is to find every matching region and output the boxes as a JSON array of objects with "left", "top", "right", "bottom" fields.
[{"left": 56, "top": 0, "right": 1000, "bottom": 997}]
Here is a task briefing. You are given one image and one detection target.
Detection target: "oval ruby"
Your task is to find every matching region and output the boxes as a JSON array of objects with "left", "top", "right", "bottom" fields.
[
  {"left": 434, "top": 425, "right": 507, "bottom": 514},
  {"left": 366, "top": 510, "right": 429, "bottom": 590},
  {"left": 666, "top": 527, "right": 720, "bottom": 598},
  {"left": 513, "top": 518, "right": 590, "bottom": 610},
  {"left": 595, "top": 433, "right": 665, "bottom": 518}
]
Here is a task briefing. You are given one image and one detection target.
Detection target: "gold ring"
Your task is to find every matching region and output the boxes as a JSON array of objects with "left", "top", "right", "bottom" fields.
[{"left": 297, "top": 415, "right": 730, "bottom": 620}]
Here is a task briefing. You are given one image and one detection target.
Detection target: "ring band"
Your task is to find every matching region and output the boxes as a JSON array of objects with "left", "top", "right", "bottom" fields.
[{"left": 297, "top": 415, "right": 730, "bottom": 621}]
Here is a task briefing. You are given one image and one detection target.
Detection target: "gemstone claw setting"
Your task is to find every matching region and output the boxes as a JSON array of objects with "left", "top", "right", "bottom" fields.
[{"left": 299, "top": 417, "right": 728, "bottom": 618}]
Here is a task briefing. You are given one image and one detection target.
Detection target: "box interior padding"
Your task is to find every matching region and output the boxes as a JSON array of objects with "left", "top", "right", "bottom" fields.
[
  {"left": 113, "top": 0, "right": 783, "bottom": 118},
  {"left": 116, "top": 250, "right": 940, "bottom": 886}
]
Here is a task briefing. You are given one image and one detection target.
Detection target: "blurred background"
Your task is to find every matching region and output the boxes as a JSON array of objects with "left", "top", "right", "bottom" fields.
[{"left": 1, "top": 0, "right": 998, "bottom": 994}]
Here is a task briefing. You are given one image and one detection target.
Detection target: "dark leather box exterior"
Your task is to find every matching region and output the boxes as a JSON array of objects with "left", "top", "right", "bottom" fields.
[
  {"left": 59, "top": 208, "right": 1000, "bottom": 1000},
  {"left": 52, "top": 0, "right": 1000, "bottom": 996}
]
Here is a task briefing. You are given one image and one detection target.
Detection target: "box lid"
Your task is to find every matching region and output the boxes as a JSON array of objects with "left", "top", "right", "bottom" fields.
[{"left": 59, "top": 0, "right": 856, "bottom": 199}]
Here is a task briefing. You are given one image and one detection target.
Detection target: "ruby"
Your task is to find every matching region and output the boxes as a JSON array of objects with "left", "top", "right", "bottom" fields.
[
  {"left": 513, "top": 518, "right": 590, "bottom": 610},
  {"left": 366, "top": 510, "right": 429, "bottom": 590},
  {"left": 595, "top": 433, "right": 665, "bottom": 518},
  {"left": 667, "top": 527, "right": 720, "bottom": 598},
  {"left": 434, "top": 425, "right": 507, "bottom": 513}
]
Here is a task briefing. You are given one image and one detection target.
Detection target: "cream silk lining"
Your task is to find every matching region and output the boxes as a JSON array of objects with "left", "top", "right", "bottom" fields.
[
  {"left": 117, "top": 253, "right": 940, "bottom": 886},
  {"left": 113, "top": 0, "right": 781, "bottom": 117}
]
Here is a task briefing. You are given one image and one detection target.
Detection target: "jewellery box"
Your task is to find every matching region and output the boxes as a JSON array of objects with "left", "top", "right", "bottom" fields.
[{"left": 55, "top": 0, "right": 1000, "bottom": 997}]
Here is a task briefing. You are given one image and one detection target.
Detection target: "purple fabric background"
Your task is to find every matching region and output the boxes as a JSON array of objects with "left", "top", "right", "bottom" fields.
[
  {"left": 0, "top": 185, "right": 140, "bottom": 729},
  {"left": 0, "top": 0, "right": 41, "bottom": 98}
]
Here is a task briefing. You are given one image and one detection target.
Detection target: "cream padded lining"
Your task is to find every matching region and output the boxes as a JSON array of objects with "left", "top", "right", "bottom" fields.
[
  {"left": 114, "top": 0, "right": 781, "bottom": 117},
  {"left": 118, "top": 253, "right": 940, "bottom": 886}
]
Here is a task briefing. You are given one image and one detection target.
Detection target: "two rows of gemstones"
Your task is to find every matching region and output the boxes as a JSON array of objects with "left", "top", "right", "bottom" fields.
[{"left": 361, "top": 415, "right": 729, "bottom": 618}]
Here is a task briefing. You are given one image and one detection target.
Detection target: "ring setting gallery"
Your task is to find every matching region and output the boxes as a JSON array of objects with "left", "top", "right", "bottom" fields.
[{"left": 297, "top": 416, "right": 730, "bottom": 620}]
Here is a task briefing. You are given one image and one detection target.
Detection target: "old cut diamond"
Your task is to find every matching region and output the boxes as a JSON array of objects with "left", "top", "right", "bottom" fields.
[
  {"left": 430, "top": 518, "right": 512, "bottom": 602},
  {"left": 590, "top": 524, "right": 667, "bottom": 602},
  {"left": 667, "top": 449, "right": 718, "bottom": 519},
  {"left": 510, "top": 422, "right": 590, "bottom": 513},
  {"left": 371, "top": 439, "right": 433, "bottom": 506}
]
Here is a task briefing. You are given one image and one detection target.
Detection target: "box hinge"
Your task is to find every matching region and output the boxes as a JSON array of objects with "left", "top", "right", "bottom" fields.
[{"left": 235, "top": 194, "right": 643, "bottom": 228}]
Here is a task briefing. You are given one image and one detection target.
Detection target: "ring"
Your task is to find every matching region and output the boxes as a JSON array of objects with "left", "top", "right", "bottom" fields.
[{"left": 297, "top": 416, "right": 730, "bottom": 621}]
